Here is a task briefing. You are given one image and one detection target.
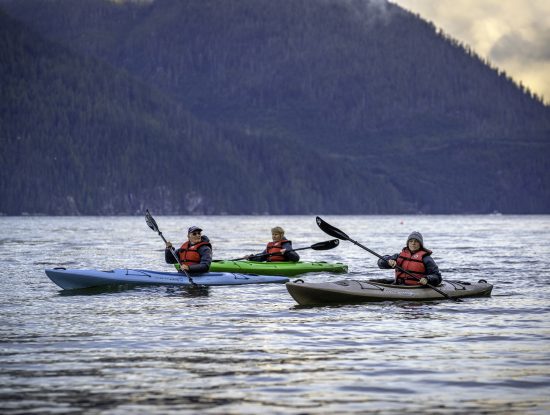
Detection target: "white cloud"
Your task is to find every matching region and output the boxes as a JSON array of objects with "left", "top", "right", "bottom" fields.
[{"left": 389, "top": 0, "right": 550, "bottom": 103}]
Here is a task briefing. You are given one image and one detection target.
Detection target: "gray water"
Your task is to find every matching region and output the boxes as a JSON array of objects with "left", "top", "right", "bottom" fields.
[{"left": 1, "top": 215, "right": 549, "bottom": 414}]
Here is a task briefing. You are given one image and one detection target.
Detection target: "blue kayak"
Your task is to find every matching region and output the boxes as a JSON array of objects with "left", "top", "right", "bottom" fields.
[{"left": 45, "top": 268, "right": 289, "bottom": 290}]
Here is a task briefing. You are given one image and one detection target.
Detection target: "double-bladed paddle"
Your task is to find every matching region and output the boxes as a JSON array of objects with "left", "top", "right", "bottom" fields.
[
  {"left": 230, "top": 239, "right": 340, "bottom": 261},
  {"left": 145, "top": 209, "right": 197, "bottom": 286},
  {"left": 315, "top": 216, "right": 461, "bottom": 302}
]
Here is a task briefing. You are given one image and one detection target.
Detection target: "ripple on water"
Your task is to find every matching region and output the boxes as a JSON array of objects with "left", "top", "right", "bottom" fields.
[{"left": 1, "top": 215, "right": 550, "bottom": 414}]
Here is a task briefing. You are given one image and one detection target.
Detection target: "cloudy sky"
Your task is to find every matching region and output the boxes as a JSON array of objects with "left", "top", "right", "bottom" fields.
[{"left": 390, "top": 0, "right": 550, "bottom": 104}]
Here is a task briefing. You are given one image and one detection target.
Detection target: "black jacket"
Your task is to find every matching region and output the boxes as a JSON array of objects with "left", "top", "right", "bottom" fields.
[
  {"left": 165, "top": 235, "right": 212, "bottom": 274},
  {"left": 249, "top": 240, "right": 300, "bottom": 262}
]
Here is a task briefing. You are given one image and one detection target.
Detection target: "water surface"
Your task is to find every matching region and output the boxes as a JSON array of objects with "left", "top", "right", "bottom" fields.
[{"left": 1, "top": 215, "right": 549, "bottom": 414}]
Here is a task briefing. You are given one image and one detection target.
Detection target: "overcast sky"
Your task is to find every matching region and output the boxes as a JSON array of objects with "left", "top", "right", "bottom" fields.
[{"left": 390, "top": 0, "right": 550, "bottom": 104}]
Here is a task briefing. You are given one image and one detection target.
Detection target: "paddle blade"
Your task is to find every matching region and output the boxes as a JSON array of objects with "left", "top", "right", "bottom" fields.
[
  {"left": 145, "top": 209, "right": 159, "bottom": 232},
  {"left": 311, "top": 239, "right": 340, "bottom": 250},
  {"left": 316, "top": 216, "right": 350, "bottom": 241}
]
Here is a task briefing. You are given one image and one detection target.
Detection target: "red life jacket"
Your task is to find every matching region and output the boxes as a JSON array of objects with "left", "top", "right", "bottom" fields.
[
  {"left": 178, "top": 240, "right": 211, "bottom": 266},
  {"left": 395, "top": 248, "right": 430, "bottom": 286},
  {"left": 266, "top": 239, "right": 291, "bottom": 262}
]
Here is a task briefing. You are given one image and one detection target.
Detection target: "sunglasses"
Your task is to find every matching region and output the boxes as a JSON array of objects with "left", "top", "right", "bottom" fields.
[{"left": 190, "top": 231, "right": 202, "bottom": 236}]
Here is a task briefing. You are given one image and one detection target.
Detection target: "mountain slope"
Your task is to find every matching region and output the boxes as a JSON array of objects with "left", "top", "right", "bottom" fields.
[
  {"left": 1, "top": 9, "right": 371, "bottom": 215},
  {"left": 1, "top": 0, "right": 549, "bottom": 214}
]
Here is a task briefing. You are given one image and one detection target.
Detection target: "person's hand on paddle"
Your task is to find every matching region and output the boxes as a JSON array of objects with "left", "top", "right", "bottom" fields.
[
  {"left": 164, "top": 241, "right": 189, "bottom": 270},
  {"left": 386, "top": 259, "right": 397, "bottom": 268},
  {"left": 419, "top": 277, "right": 428, "bottom": 285}
]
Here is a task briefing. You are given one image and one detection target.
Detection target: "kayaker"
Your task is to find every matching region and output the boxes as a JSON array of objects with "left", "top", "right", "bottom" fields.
[
  {"left": 377, "top": 231, "right": 442, "bottom": 286},
  {"left": 165, "top": 226, "right": 212, "bottom": 273},
  {"left": 248, "top": 226, "right": 300, "bottom": 262}
]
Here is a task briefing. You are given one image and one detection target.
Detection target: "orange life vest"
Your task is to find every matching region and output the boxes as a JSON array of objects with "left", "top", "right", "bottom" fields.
[
  {"left": 178, "top": 241, "right": 211, "bottom": 266},
  {"left": 395, "top": 248, "right": 429, "bottom": 285},
  {"left": 266, "top": 239, "right": 291, "bottom": 262}
]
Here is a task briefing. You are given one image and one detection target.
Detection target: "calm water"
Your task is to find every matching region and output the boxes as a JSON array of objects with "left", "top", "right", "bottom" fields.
[{"left": 1, "top": 215, "right": 550, "bottom": 414}]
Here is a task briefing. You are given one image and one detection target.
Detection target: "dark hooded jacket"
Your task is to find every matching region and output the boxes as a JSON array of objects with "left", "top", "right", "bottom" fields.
[{"left": 377, "top": 231, "right": 442, "bottom": 285}]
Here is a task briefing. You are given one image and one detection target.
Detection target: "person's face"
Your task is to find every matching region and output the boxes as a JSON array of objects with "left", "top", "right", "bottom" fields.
[
  {"left": 408, "top": 239, "right": 421, "bottom": 253},
  {"left": 188, "top": 230, "right": 202, "bottom": 244},
  {"left": 272, "top": 232, "right": 283, "bottom": 242}
]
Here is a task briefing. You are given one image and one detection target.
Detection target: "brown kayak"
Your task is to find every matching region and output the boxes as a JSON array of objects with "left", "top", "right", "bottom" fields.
[{"left": 286, "top": 278, "right": 493, "bottom": 306}]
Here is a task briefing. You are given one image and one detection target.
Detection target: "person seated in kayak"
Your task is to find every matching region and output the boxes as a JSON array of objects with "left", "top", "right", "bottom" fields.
[
  {"left": 247, "top": 226, "right": 300, "bottom": 262},
  {"left": 377, "top": 231, "right": 442, "bottom": 286},
  {"left": 165, "top": 225, "right": 212, "bottom": 273}
]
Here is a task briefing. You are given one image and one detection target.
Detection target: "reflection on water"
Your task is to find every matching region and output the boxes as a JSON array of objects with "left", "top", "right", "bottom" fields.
[
  {"left": 1, "top": 215, "right": 550, "bottom": 414},
  {"left": 58, "top": 284, "right": 212, "bottom": 298},
  {"left": 167, "top": 285, "right": 211, "bottom": 298}
]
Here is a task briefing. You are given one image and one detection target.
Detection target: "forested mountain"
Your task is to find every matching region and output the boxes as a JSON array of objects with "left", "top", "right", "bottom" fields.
[
  {"left": 1, "top": 0, "right": 549, "bottom": 214},
  {"left": 0, "top": 9, "right": 352, "bottom": 215}
]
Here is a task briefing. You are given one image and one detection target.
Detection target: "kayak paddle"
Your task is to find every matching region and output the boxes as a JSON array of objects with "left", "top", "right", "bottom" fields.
[
  {"left": 231, "top": 239, "right": 340, "bottom": 261},
  {"left": 145, "top": 209, "right": 197, "bottom": 286},
  {"left": 315, "top": 216, "right": 461, "bottom": 302}
]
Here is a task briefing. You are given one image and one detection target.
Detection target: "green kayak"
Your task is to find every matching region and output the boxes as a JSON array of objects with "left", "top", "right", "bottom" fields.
[{"left": 175, "top": 260, "right": 348, "bottom": 277}]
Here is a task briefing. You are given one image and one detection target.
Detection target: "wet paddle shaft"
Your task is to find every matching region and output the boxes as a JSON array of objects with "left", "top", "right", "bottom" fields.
[
  {"left": 315, "top": 216, "right": 461, "bottom": 302},
  {"left": 145, "top": 209, "right": 197, "bottom": 286}
]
